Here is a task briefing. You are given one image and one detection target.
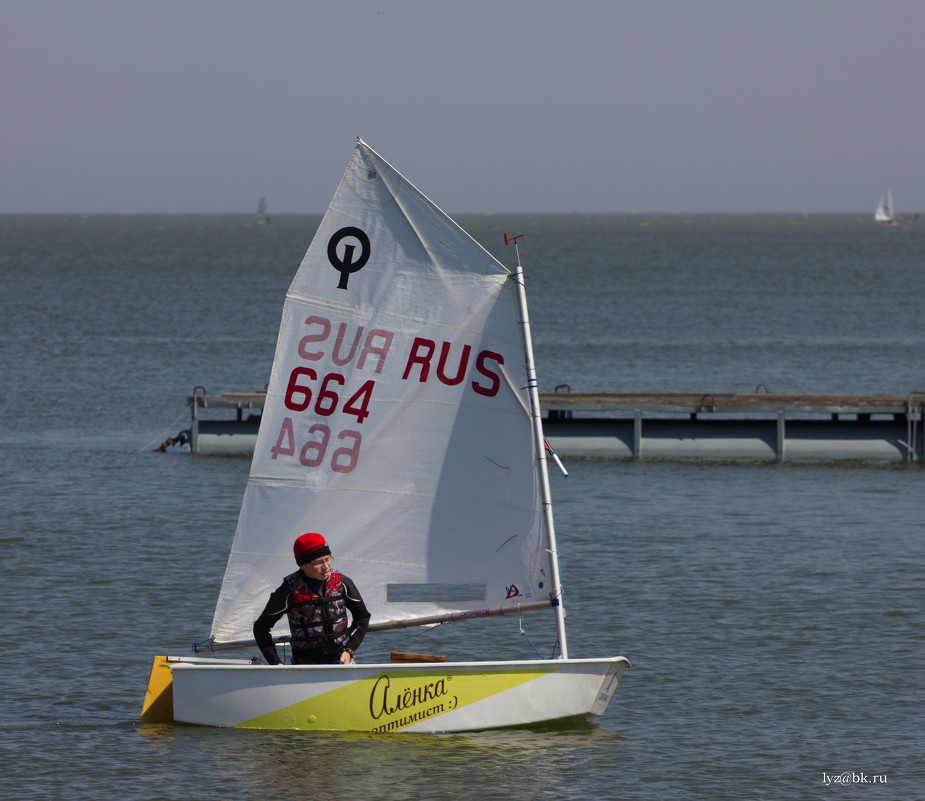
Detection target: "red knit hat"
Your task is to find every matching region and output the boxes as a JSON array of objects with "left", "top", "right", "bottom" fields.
[{"left": 293, "top": 533, "right": 331, "bottom": 566}]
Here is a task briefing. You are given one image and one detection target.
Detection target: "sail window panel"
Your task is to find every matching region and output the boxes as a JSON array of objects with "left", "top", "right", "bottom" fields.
[{"left": 386, "top": 582, "right": 487, "bottom": 603}]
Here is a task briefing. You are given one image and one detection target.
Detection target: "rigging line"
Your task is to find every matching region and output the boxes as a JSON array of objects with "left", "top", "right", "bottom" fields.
[
  {"left": 139, "top": 400, "right": 193, "bottom": 453},
  {"left": 517, "top": 604, "right": 553, "bottom": 660},
  {"left": 520, "top": 628, "right": 547, "bottom": 659}
]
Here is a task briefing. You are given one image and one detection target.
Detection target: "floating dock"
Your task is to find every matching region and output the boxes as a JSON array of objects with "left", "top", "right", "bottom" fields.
[
  {"left": 175, "top": 388, "right": 925, "bottom": 463},
  {"left": 542, "top": 391, "right": 924, "bottom": 463}
]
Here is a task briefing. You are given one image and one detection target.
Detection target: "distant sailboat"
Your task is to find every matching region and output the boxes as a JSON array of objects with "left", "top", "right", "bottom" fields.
[
  {"left": 256, "top": 197, "right": 271, "bottom": 225},
  {"left": 874, "top": 189, "right": 895, "bottom": 224}
]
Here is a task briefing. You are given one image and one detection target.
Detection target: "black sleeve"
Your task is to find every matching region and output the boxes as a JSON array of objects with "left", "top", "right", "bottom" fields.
[
  {"left": 341, "top": 575, "right": 371, "bottom": 655},
  {"left": 252, "top": 583, "right": 291, "bottom": 665}
]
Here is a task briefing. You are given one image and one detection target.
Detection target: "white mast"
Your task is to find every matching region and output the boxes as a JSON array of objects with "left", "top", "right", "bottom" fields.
[{"left": 506, "top": 233, "right": 569, "bottom": 659}]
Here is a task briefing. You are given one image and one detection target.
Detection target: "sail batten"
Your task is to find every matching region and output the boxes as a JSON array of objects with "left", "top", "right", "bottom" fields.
[{"left": 210, "top": 141, "right": 557, "bottom": 644}]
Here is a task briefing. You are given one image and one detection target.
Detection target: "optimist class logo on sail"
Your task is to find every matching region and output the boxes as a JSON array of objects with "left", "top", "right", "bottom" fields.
[
  {"left": 327, "top": 227, "right": 371, "bottom": 290},
  {"left": 268, "top": 227, "right": 505, "bottom": 473}
]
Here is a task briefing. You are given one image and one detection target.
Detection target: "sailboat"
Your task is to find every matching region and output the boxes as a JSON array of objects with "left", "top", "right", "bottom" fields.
[
  {"left": 256, "top": 196, "right": 271, "bottom": 224},
  {"left": 141, "top": 139, "right": 629, "bottom": 732},
  {"left": 874, "top": 188, "right": 895, "bottom": 223}
]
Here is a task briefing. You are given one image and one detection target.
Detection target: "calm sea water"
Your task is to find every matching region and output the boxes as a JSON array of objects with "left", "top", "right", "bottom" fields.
[{"left": 1, "top": 215, "right": 922, "bottom": 799}]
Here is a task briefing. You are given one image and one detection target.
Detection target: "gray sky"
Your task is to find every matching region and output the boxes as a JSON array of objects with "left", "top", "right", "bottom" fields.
[{"left": 3, "top": 0, "right": 923, "bottom": 214}]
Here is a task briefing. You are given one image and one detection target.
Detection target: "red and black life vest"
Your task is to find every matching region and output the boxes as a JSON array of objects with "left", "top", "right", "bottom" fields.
[{"left": 283, "top": 570, "right": 349, "bottom": 652}]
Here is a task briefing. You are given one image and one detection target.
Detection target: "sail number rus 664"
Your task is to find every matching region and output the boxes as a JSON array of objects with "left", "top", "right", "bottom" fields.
[{"left": 269, "top": 315, "right": 505, "bottom": 473}]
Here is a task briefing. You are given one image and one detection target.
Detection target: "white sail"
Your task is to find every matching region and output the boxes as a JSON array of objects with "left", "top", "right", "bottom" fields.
[
  {"left": 211, "top": 141, "right": 553, "bottom": 645},
  {"left": 874, "top": 188, "right": 894, "bottom": 223}
]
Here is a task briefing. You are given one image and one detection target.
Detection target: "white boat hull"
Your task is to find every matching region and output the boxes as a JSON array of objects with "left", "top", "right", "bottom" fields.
[{"left": 165, "top": 656, "right": 629, "bottom": 732}]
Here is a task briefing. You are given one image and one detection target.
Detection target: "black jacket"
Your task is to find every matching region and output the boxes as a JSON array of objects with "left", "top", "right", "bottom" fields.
[{"left": 253, "top": 572, "right": 371, "bottom": 665}]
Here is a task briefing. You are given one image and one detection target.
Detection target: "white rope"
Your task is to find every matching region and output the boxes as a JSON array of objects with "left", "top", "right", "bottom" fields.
[{"left": 136, "top": 401, "right": 193, "bottom": 453}]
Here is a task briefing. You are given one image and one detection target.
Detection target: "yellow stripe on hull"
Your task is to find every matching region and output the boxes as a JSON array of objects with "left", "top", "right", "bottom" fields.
[{"left": 236, "top": 667, "right": 555, "bottom": 731}]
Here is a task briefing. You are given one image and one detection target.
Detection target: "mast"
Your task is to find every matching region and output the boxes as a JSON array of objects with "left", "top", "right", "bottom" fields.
[{"left": 506, "top": 233, "right": 569, "bottom": 659}]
